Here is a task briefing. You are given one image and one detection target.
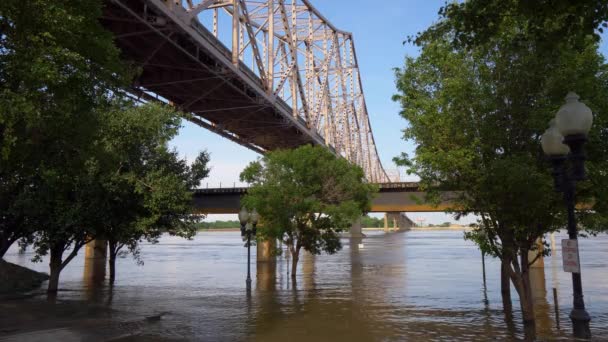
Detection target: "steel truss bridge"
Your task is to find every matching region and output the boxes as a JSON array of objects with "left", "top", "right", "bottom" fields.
[{"left": 101, "top": 0, "right": 390, "bottom": 182}]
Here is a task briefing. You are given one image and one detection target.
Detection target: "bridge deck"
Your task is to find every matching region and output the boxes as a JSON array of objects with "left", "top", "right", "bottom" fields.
[
  {"left": 101, "top": 0, "right": 321, "bottom": 153},
  {"left": 192, "top": 183, "right": 455, "bottom": 213}
]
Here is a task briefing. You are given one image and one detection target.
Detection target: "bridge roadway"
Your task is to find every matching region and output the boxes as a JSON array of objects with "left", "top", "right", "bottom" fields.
[
  {"left": 192, "top": 182, "right": 456, "bottom": 214},
  {"left": 101, "top": 0, "right": 390, "bottom": 182}
]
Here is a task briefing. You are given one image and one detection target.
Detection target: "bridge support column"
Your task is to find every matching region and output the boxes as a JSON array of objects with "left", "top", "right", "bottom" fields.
[
  {"left": 528, "top": 237, "right": 545, "bottom": 268},
  {"left": 399, "top": 213, "right": 414, "bottom": 231},
  {"left": 256, "top": 239, "right": 277, "bottom": 291},
  {"left": 386, "top": 212, "right": 414, "bottom": 232},
  {"left": 350, "top": 217, "right": 365, "bottom": 238},
  {"left": 383, "top": 213, "right": 389, "bottom": 232},
  {"left": 256, "top": 258, "right": 277, "bottom": 292},
  {"left": 84, "top": 239, "right": 107, "bottom": 282},
  {"left": 257, "top": 239, "right": 276, "bottom": 262}
]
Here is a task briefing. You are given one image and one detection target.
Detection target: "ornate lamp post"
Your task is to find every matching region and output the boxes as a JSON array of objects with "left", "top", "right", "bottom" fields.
[
  {"left": 239, "top": 207, "right": 259, "bottom": 290},
  {"left": 541, "top": 92, "right": 593, "bottom": 339}
]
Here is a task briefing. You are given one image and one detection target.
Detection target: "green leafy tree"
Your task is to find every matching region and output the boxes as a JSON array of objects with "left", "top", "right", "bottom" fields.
[
  {"left": 0, "top": 0, "right": 214, "bottom": 294},
  {"left": 27, "top": 157, "right": 111, "bottom": 293},
  {"left": 361, "top": 215, "right": 383, "bottom": 228},
  {"left": 196, "top": 221, "right": 241, "bottom": 229},
  {"left": 394, "top": 0, "right": 608, "bottom": 335},
  {"left": 432, "top": 0, "right": 608, "bottom": 51},
  {"left": 24, "top": 99, "right": 211, "bottom": 291},
  {"left": 99, "top": 102, "right": 210, "bottom": 283},
  {"left": 0, "top": 0, "right": 127, "bottom": 259},
  {"left": 240, "top": 145, "right": 376, "bottom": 279},
  {"left": 0, "top": 0, "right": 130, "bottom": 293}
]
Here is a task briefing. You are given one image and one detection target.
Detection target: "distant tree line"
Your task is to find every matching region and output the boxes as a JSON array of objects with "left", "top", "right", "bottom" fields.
[
  {"left": 195, "top": 221, "right": 241, "bottom": 229},
  {"left": 360, "top": 216, "right": 384, "bottom": 228},
  {"left": 429, "top": 222, "right": 452, "bottom": 227}
]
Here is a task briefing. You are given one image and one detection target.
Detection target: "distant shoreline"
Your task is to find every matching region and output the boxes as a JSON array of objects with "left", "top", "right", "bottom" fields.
[
  {"left": 198, "top": 227, "right": 471, "bottom": 232},
  {"left": 363, "top": 226, "right": 471, "bottom": 231},
  {"left": 198, "top": 228, "right": 240, "bottom": 232},
  {"left": 410, "top": 226, "right": 471, "bottom": 231}
]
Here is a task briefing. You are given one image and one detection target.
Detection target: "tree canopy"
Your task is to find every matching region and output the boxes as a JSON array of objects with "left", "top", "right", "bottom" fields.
[
  {"left": 99, "top": 101, "right": 210, "bottom": 282},
  {"left": 394, "top": 0, "right": 608, "bottom": 336},
  {"left": 0, "top": 0, "right": 210, "bottom": 292},
  {"left": 240, "top": 145, "right": 376, "bottom": 278},
  {"left": 0, "top": 0, "right": 128, "bottom": 258}
]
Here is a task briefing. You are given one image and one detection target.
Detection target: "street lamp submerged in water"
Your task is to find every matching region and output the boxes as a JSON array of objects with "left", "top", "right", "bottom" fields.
[
  {"left": 541, "top": 92, "right": 592, "bottom": 339},
  {"left": 239, "top": 208, "right": 258, "bottom": 290}
]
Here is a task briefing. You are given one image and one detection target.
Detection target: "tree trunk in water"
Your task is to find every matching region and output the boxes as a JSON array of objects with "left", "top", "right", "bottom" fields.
[
  {"left": 509, "top": 254, "right": 537, "bottom": 340},
  {"left": 501, "top": 259, "right": 513, "bottom": 312},
  {"left": 47, "top": 247, "right": 64, "bottom": 293},
  {"left": 109, "top": 241, "right": 117, "bottom": 284},
  {"left": 290, "top": 249, "right": 299, "bottom": 279},
  {"left": 519, "top": 252, "right": 536, "bottom": 340}
]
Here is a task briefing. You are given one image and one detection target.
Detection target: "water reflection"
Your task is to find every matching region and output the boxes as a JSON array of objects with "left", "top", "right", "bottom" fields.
[
  {"left": 2, "top": 230, "right": 607, "bottom": 341},
  {"left": 530, "top": 267, "right": 554, "bottom": 336}
]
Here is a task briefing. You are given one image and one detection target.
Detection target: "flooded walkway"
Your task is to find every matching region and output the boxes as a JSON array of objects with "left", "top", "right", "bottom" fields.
[{"left": 2, "top": 230, "right": 607, "bottom": 341}]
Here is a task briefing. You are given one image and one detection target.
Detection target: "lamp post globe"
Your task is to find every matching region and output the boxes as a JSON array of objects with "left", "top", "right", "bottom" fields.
[
  {"left": 542, "top": 121, "right": 571, "bottom": 190},
  {"left": 250, "top": 209, "right": 259, "bottom": 236},
  {"left": 555, "top": 92, "right": 593, "bottom": 137},
  {"left": 238, "top": 207, "right": 250, "bottom": 226},
  {"left": 541, "top": 121, "right": 570, "bottom": 157},
  {"left": 250, "top": 209, "right": 260, "bottom": 225},
  {"left": 555, "top": 92, "right": 593, "bottom": 181}
]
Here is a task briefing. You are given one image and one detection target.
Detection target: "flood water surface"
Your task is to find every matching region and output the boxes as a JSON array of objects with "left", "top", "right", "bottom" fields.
[{"left": 2, "top": 230, "right": 608, "bottom": 341}]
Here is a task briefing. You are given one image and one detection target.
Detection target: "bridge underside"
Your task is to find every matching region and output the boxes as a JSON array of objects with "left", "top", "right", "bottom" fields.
[
  {"left": 192, "top": 186, "right": 455, "bottom": 214},
  {"left": 101, "top": 0, "right": 320, "bottom": 153}
]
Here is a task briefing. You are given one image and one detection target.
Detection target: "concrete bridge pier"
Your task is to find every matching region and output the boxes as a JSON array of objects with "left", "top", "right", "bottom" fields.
[
  {"left": 84, "top": 239, "right": 107, "bottom": 282},
  {"left": 528, "top": 237, "right": 545, "bottom": 268},
  {"left": 349, "top": 217, "right": 365, "bottom": 238},
  {"left": 383, "top": 213, "right": 395, "bottom": 232},
  {"left": 257, "top": 239, "right": 276, "bottom": 262},
  {"left": 256, "top": 239, "right": 277, "bottom": 290},
  {"left": 384, "top": 212, "right": 414, "bottom": 232}
]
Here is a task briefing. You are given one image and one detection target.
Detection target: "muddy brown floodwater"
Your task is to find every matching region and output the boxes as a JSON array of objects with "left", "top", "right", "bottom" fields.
[{"left": 1, "top": 230, "right": 607, "bottom": 341}]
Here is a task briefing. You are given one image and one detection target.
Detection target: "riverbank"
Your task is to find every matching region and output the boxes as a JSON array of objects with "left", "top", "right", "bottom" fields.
[{"left": 0, "top": 260, "right": 49, "bottom": 295}]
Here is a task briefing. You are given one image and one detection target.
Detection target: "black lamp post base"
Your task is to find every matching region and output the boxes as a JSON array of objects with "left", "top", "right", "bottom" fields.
[{"left": 570, "top": 309, "right": 591, "bottom": 339}]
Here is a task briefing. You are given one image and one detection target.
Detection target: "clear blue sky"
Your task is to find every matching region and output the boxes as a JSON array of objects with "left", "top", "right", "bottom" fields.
[{"left": 169, "top": 0, "right": 606, "bottom": 224}]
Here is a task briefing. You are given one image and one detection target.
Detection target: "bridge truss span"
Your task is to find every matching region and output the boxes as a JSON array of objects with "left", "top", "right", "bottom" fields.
[{"left": 102, "top": 0, "right": 389, "bottom": 182}]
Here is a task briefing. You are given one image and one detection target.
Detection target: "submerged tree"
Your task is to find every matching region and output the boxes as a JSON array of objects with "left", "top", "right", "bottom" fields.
[
  {"left": 100, "top": 102, "right": 210, "bottom": 283},
  {"left": 0, "top": 0, "right": 210, "bottom": 291},
  {"left": 28, "top": 100, "right": 210, "bottom": 291},
  {"left": 240, "top": 145, "right": 376, "bottom": 279},
  {"left": 0, "top": 0, "right": 126, "bottom": 259},
  {"left": 394, "top": 0, "right": 608, "bottom": 336},
  {"left": 0, "top": 0, "right": 128, "bottom": 292}
]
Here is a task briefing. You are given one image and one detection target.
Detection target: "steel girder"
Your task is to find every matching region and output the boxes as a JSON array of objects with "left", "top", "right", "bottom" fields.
[{"left": 105, "top": 0, "right": 389, "bottom": 182}]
